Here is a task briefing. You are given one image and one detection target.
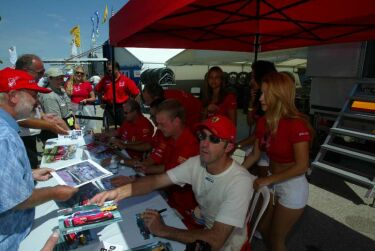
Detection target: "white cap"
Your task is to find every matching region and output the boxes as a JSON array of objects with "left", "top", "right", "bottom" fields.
[
  {"left": 89, "top": 75, "right": 101, "bottom": 85},
  {"left": 45, "top": 67, "right": 64, "bottom": 78}
]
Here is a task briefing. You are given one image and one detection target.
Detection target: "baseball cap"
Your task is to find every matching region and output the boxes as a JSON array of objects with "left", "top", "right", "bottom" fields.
[
  {"left": 0, "top": 67, "right": 51, "bottom": 93},
  {"left": 195, "top": 115, "right": 236, "bottom": 143},
  {"left": 89, "top": 75, "right": 101, "bottom": 85},
  {"left": 45, "top": 67, "right": 64, "bottom": 78}
]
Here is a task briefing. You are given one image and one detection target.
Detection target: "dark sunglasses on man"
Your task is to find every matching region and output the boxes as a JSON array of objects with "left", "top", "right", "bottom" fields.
[{"left": 197, "top": 130, "right": 223, "bottom": 144}]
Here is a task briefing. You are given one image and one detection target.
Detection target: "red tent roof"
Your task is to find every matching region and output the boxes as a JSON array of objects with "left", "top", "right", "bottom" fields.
[{"left": 110, "top": 0, "right": 375, "bottom": 52}]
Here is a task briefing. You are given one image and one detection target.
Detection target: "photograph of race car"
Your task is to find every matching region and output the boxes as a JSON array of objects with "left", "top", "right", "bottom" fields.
[
  {"left": 64, "top": 209, "right": 114, "bottom": 227},
  {"left": 43, "top": 144, "right": 77, "bottom": 163},
  {"left": 58, "top": 201, "right": 122, "bottom": 234}
]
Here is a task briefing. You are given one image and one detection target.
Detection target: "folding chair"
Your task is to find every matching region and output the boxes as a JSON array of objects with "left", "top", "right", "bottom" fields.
[{"left": 246, "top": 186, "right": 270, "bottom": 243}]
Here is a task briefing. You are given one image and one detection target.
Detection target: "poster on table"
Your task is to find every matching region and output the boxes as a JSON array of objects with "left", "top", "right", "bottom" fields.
[
  {"left": 57, "top": 201, "right": 122, "bottom": 234},
  {"left": 43, "top": 144, "right": 78, "bottom": 163},
  {"left": 51, "top": 159, "right": 112, "bottom": 188}
]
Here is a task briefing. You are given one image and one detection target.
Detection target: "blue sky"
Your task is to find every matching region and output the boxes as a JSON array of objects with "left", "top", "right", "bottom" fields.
[{"left": 0, "top": 0, "right": 182, "bottom": 67}]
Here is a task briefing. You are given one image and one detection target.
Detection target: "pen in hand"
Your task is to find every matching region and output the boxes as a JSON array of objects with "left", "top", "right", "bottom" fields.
[{"left": 158, "top": 208, "right": 167, "bottom": 214}]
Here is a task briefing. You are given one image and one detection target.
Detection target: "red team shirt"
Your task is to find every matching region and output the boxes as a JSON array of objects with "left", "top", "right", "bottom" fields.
[
  {"left": 164, "top": 89, "right": 202, "bottom": 129},
  {"left": 95, "top": 74, "right": 140, "bottom": 104},
  {"left": 149, "top": 129, "right": 168, "bottom": 165},
  {"left": 69, "top": 82, "right": 93, "bottom": 104},
  {"left": 162, "top": 127, "right": 199, "bottom": 227},
  {"left": 207, "top": 93, "right": 237, "bottom": 119},
  {"left": 163, "top": 127, "right": 199, "bottom": 171},
  {"left": 117, "top": 115, "right": 154, "bottom": 159},
  {"left": 255, "top": 116, "right": 311, "bottom": 163}
]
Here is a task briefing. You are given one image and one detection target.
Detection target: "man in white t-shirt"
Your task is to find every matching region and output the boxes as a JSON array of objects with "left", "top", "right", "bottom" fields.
[{"left": 91, "top": 115, "right": 255, "bottom": 250}]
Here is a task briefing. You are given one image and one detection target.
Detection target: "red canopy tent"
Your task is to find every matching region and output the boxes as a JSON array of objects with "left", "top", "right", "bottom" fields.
[{"left": 109, "top": 0, "right": 375, "bottom": 59}]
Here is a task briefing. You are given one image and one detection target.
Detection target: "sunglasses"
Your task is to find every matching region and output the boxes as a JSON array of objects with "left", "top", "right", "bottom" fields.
[
  {"left": 75, "top": 72, "right": 85, "bottom": 75},
  {"left": 197, "top": 131, "right": 222, "bottom": 144}
]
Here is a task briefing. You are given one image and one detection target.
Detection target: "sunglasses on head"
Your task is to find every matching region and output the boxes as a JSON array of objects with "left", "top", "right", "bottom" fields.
[{"left": 197, "top": 130, "right": 223, "bottom": 144}]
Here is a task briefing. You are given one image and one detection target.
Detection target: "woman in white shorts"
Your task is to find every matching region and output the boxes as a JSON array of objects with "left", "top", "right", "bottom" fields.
[{"left": 243, "top": 72, "right": 313, "bottom": 251}]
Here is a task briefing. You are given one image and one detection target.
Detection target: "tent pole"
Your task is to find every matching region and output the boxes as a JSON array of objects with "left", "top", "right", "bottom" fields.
[
  {"left": 254, "top": 33, "right": 260, "bottom": 62},
  {"left": 254, "top": 0, "right": 261, "bottom": 62},
  {"left": 111, "top": 45, "right": 118, "bottom": 129}
]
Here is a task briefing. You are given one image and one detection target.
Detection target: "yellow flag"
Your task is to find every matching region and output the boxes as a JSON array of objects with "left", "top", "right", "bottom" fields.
[
  {"left": 102, "top": 4, "right": 108, "bottom": 24},
  {"left": 70, "top": 25, "right": 81, "bottom": 47}
]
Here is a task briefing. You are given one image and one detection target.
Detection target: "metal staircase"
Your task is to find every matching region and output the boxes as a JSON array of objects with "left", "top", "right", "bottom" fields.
[{"left": 312, "top": 83, "right": 375, "bottom": 200}]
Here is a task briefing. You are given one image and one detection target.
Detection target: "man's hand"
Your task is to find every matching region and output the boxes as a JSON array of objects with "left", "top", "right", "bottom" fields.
[
  {"left": 109, "top": 138, "right": 123, "bottom": 149},
  {"left": 32, "top": 168, "right": 54, "bottom": 181},
  {"left": 41, "top": 229, "right": 60, "bottom": 251},
  {"left": 55, "top": 117, "right": 70, "bottom": 131},
  {"left": 90, "top": 189, "right": 120, "bottom": 206},
  {"left": 122, "top": 159, "right": 139, "bottom": 167},
  {"left": 142, "top": 209, "right": 167, "bottom": 236},
  {"left": 42, "top": 114, "right": 70, "bottom": 131},
  {"left": 52, "top": 185, "right": 78, "bottom": 201},
  {"left": 94, "top": 133, "right": 109, "bottom": 142},
  {"left": 51, "top": 123, "right": 69, "bottom": 135},
  {"left": 134, "top": 162, "right": 147, "bottom": 174},
  {"left": 111, "top": 175, "right": 136, "bottom": 187}
]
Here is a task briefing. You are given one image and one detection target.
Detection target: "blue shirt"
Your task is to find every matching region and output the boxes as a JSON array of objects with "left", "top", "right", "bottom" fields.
[{"left": 0, "top": 108, "right": 35, "bottom": 251}]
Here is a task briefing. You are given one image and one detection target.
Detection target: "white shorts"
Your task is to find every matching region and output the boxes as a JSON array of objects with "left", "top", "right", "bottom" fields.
[
  {"left": 72, "top": 104, "right": 97, "bottom": 131},
  {"left": 257, "top": 152, "right": 269, "bottom": 167},
  {"left": 272, "top": 175, "right": 309, "bottom": 209},
  {"left": 245, "top": 146, "right": 269, "bottom": 167}
]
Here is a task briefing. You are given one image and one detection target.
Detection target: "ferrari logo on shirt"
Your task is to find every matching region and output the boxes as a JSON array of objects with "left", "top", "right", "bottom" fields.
[
  {"left": 74, "top": 86, "right": 80, "bottom": 92},
  {"left": 8, "top": 77, "right": 17, "bottom": 87},
  {"left": 121, "top": 131, "right": 128, "bottom": 141},
  {"left": 211, "top": 116, "right": 220, "bottom": 123},
  {"left": 119, "top": 81, "right": 125, "bottom": 87}
]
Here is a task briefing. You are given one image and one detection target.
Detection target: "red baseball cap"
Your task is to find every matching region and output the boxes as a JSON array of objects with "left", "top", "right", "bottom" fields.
[
  {"left": 0, "top": 67, "right": 51, "bottom": 93},
  {"left": 195, "top": 115, "right": 236, "bottom": 143}
]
